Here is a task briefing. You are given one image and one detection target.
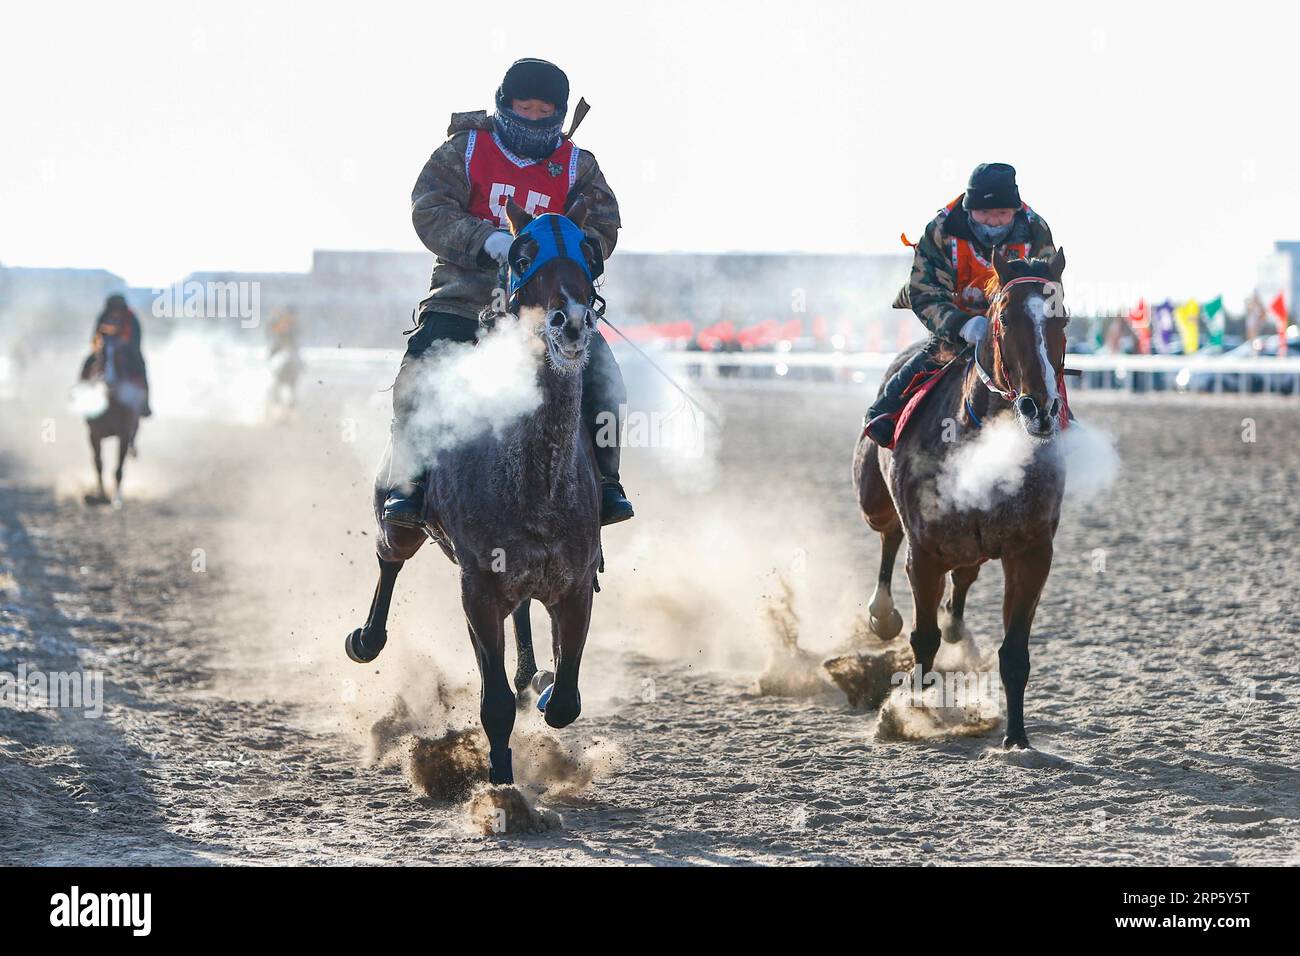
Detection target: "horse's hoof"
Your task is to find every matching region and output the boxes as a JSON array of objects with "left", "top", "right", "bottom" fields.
[
  {"left": 84, "top": 494, "right": 108, "bottom": 507},
  {"left": 345, "top": 627, "right": 385, "bottom": 664},
  {"left": 1003, "top": 732, "right": 1031, "bottom": 750},
  {"left": 543, "top": 688, "right": 581, "bottom": 729},
  {"left": 488, "top": 748, "right": 514, "bottom": 785},
  {"left": 869, "top": 608, "right": 904, "bottom": 641},
  {"left": 531, "top": 670, "right": 555, "bottom": 695},
  {"left": 941, "top": 620, "right": 969, "bottom": 644}
]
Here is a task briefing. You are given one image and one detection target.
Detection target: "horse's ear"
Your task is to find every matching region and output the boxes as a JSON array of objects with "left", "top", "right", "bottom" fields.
[
  {"left": 1048, "top": 246, "right": 1066, "bottom": 282},
  {"left": 993, "top": 246, "right": 1015, "bottom": 283},
  {"left": 504, "top": 198, "right": 533, "bottom": 235},
  {"left": 566, "top": 195, "right": 590, "bottom": 230}
]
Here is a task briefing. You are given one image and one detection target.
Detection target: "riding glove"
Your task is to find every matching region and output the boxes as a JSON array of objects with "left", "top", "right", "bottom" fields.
[
  {"left": 483, "top": 231, "right": 513, "bottom": 265},
  {"left": 959, "top": 314, "right": 989, "bottom": 345}
]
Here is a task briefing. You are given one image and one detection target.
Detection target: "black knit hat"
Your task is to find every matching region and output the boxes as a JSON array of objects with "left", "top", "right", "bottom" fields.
[
  {"left": 495, "top": 58, "right": 569, "bottom": 114},
  {"left": 963, "top": 163, "right": 1021, "bottom": 210}
]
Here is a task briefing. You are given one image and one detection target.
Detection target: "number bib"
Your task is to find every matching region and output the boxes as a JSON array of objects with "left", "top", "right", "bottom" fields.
[{"left": 465, "top": 129, "right": 579, "bottom": 228}]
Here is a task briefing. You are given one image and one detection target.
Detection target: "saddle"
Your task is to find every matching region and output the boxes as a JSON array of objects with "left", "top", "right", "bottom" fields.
[{"left": 873, "top": 357, "right": 964, "bottom": 451}]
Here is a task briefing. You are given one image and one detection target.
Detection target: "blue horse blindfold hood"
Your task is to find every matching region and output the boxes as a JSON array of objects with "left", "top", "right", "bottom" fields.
[{"left": 507, "top": 214, "right": 595, "bottom": 298}]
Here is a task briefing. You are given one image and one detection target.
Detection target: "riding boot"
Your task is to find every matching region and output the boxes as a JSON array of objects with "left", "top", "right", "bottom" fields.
[
  {"left": 864, "top": 342, "right": 944, "bottom": 446},
  {"left": 583, "top": 333, "right": 634, "bottom": 525},
  {"left": 381, "top": 415, "right": 426, "bottom": 528},
  {"left": 380, "top": 311, "right": 479, "bottom": 528},
  {"left": 381, "top": 333, "right": 431, "bottom": 528}
]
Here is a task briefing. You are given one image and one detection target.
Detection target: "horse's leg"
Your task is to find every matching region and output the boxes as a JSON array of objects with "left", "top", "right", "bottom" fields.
[
  {"left": 999, "top": 539, "right": 1053, "bottom": 749},
  {"left": 89, "top": 431, "right": 107, "bottom": 502},
  {"left": 113, "top": 431, "right": 129, "bottom": 502},
  {"left": 859, "top": 439, "right": 905, "bottom": 640},
  {"left": 542, "top": 584, "right": 593, "bottom": 729},
  {"left": 868, "top": 524, "right": 906, "bottom": 640},
  {"left": 905, "top": 548, "right": 947, "bottom": 675},
  {"left": 943, "top": 564, "right": 981, "bottom": 644},
  {"left": 463, "top": 579, "right": 514, "bottom": 783},
  {"left": 345, "top": 556, "right": 403, "bottom": 663},
  {"left": 510, "top": 600, "right": 539, "bottom": 698}
]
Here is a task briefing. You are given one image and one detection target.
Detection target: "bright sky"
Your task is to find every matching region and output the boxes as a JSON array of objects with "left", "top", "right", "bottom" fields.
[{"left": 2, "top": 0, "right": 1295, "bottom": 310}]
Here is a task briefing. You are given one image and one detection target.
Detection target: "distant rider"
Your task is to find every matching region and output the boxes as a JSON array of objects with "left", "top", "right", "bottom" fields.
[
  {"left": 864, "top": 163, "right": 1055, "bottom": 446},
  {"left": 83, "top": 293, "right": 152, "bottom": 417}
]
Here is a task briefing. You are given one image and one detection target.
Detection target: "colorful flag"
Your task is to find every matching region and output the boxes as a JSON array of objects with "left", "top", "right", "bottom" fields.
[
  {"left": 1153, "top": 300, "right": 1176, "bottom": 353},
  {"left": 1271, "top": 293, "right": 1288, "bottom": 356},
  {"left": 1203, "top": 296, "right": 1224, "bottom": 347},
  {"left": 1128, "top": 298, "right": 1151, "bottom": 354},
  {"left": 1174, "top": 299, "right": 1201, "bottom": 353}
]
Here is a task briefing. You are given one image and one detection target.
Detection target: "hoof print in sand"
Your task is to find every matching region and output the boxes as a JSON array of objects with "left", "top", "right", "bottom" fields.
[{"left": 466, "top": 784, "right": 562, "bottom": 835}]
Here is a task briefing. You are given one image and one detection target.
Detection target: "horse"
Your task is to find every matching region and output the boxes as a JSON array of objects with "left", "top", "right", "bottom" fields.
[
  {"left": 345, "top": 197, "right": 605, "bottom": 785},
  {"left": 80, "top": 337, "right": 146, "bottom": 506},
  {"left": 853, "top": 248, "right": 1069, "bottom": 749}
]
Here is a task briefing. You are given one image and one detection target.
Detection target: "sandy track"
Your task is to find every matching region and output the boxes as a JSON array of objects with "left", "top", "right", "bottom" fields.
[{"left": 1, "top": 362, "right": 1298, "bottom": 865}]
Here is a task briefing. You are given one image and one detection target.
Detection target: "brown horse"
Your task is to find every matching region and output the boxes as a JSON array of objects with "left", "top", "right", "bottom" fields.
[
  {"left": 345, "top": 198, "right": 605, "bottom": 785},
  {"left": 80, "top": 339, "right": 145, "bottom": 506},
  {"left": 853, "top": 248, "right": 1068, "bottom": 748}
]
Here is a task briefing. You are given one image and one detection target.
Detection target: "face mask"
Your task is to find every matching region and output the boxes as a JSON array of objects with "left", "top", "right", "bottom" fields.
[
  {"left": 492, "top": 107, "right": 565, "bottom": 160},
  {"left": 969, "top": 216, "right": 1015, "bottom": 247}
]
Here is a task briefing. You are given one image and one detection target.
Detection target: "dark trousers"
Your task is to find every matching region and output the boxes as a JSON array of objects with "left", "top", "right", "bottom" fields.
[
  {"left": 390, "top": 310, "right": 626, "bottom": 487},
  {"left": 867, "top": 336, "right": 944, "bottom": 421}
]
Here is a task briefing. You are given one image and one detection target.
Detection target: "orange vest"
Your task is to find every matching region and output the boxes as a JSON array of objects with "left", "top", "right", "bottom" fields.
[{"left": 942, "top": 196, "right": 1034, "bottom": 311}]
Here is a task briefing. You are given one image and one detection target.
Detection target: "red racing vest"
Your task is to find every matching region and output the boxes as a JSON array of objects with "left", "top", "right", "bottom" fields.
[
  {"left": 465, "top": 129, "right": 580, "bottom": 228},
  {"left": 942, "top": 195, "right": 1034, "bottom": 311}
]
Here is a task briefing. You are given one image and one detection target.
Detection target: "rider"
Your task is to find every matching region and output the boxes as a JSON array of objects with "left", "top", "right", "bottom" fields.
[
  {"left": 864, "top": 163, "right": 1055, "bottom": 446},
  {"left": 382, "top": 57, "right": 634, "bottom": 528},
  {"left": 84, "top": 293, "right": 152, "bottom": 417}
]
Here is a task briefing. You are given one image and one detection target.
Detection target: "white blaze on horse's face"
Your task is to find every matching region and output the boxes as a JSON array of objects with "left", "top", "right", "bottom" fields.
[
  {"left": 1011, "top": 293, "right": 1060, "bottom": 440},
  {"left": 1026, "top": 295, "right": 1058, "bottom": 404}
]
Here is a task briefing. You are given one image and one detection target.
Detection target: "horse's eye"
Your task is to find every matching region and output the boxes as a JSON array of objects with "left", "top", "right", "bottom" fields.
[{"left": 515, "top": 257, "right": 531, "bottom": 272}]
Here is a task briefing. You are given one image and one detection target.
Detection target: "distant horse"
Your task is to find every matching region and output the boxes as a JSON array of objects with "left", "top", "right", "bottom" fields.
[
  {"left": 346, "top": 198, "right": 605, "bottom": 785},
  {"left": 853, "top": 248, "right": 1069, "bottom": 748},
  {"left": 80, "top": 338, "right": 146, "bottom": 506}
]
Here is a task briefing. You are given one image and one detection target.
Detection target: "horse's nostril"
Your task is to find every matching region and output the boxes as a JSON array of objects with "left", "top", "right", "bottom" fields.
[
  {"left": 548, "top": 311, "right": 566, "bottom": 328},
  {"left": 1016, "top": 396, "right": 1038, "bottom": 419},
  {"left": 1048, "top": 398, "right": 1060, "bottom": 419}
]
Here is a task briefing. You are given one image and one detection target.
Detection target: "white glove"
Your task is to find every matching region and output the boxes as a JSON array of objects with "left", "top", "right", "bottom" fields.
[
  {"left": 483, "top": 231, "right": 512, "bottom": 264},
  {"left": 959, "top": 314, "right": 989, "bottom": 345}
]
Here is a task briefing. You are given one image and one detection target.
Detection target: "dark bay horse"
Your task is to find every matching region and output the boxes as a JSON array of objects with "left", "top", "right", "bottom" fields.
[
  {"left": 853, "top": 248, "right": 1069, "bottom": 748},
  {"left": 346, "top": 199, "right": 605, "bottom": 785},
  {"left": 80, "top": 339, "right": 145, "bottom": 506}
]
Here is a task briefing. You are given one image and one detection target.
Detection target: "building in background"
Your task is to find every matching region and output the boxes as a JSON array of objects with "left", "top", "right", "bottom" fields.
[{"left": 2, "top": 250, "right": 912, "bottom": 351}]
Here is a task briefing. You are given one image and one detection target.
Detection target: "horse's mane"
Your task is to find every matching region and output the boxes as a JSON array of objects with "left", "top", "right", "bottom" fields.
[{"left": 982, "top": 255, "right": 1056, "bottom": 307}]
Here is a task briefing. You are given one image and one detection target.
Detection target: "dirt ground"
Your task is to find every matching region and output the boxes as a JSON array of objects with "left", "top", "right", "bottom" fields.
[{"left": 1, "top": 354, "right": 1298, "bottom": 865}]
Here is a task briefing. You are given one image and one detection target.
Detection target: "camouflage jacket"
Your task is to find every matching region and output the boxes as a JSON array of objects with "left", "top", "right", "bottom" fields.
[
  {"left": 412, "top": 110, "right": 621, "bottom": 320},
  {"left": 894, "top": 199, "right": 1055, "bottom": 342}
]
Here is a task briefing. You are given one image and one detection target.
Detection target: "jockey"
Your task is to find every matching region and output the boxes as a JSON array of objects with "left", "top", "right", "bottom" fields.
[
  {"left": 85, "top": 293, "right": 152, "bottom": 417},
  {"left": 864, "top": 163, "right": 1055, "bottom": 446},
  {"left": 382, "top": 57, "right": 634, "bottom": 528}
]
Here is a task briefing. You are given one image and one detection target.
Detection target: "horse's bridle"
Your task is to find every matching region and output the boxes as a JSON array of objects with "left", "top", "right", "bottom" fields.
[
  {"left": 971, "top": 275, "right": 1059, "bottom": 403},
  {"left": 503, "top": 214, "right": 604, "bottom": 319}
]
